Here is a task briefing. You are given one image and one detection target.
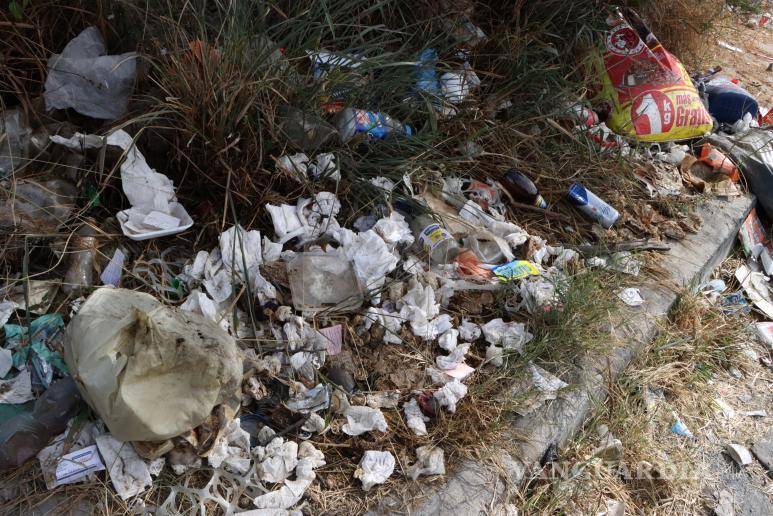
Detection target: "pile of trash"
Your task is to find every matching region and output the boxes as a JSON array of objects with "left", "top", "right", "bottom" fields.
[{"left": 1, "top": 5, "right": 772, "bottom": 513}]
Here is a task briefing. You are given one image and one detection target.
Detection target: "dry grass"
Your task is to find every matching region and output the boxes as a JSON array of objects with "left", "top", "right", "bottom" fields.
[{"left": 517, "top": 275, "right": 773, "bottom": 514}]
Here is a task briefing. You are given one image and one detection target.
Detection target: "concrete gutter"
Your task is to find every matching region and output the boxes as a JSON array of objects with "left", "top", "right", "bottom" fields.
[{"left": 368, "top": 194, "right": 755, "bottom": 515}]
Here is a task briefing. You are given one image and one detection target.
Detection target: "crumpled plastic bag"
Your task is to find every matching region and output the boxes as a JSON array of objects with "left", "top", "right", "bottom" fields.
[
  {"left": 355, "top": 450, "right": 395, "bottom": 491},
  {"left": 406, "top": 446, "right": 445, "bottom": 480},
  {"left": 44, "top": 27, "right": 137, "bottom": 120},
  {"left": 458, "top": 320, "right": 481, "bottom": 342},
  {"left": 64, "top": 288, "right": 242, "bottom": 442},
  {"left": 342, "top": 406, "right": 388, "bottom": 436}
]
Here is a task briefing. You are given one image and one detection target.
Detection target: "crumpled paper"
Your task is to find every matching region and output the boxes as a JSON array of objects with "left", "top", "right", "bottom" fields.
[
  {"left": 436, "top": 342, "right": 470, "bottom": 371},
  {"left": 519, "top": 276, "right": 560, "bottom": 314},
  {"left": 434, "top": 379, "right": 468, "bottom": 413},
  {"left": 44, "top": 27, "right": 136, "bottom": 119},
  {"left": 335, "top": 229, "right": 400, "bottom": 291},
  {"left": 481, "top": 318, "right": 533, "bottom": 353},
  {"left": 403, "top": 398, "right": 429, "bottom": 436},
  {"left": 181, "top": 289, "right": 228, "bottom": 331},
  {"left": 355, "top": 450, "right": 395, "bottom": 491},
  {"left": 252, "top": 441, "right": 326, "bottom": 510},
  {"left": 362, "top": 307, "right": 403, "bottom": 344},
  {"left": 64, "top": 288, "right": 242, "bottom": 442},
  {"left": 398, "top": 282, "right": 453, "bottom": 340},
  {"left": 373, "top": 212, "right": 414, "bottom": 248},
  {"left": 440, "top": 62, "right": 480, "bottom": 103},
  {"left": 208, "top": 418, "right": 252, "bottom": 475},
  {"left": 267, "top": 192, "right": 342, "bottom": 244},
  {"left": 276, "top": 153, "right": 310, "bottom": 182},
  {"left": 258, "top": 438, "right": 299, "bottom": 483},
  {"left": 406, "top": 446, "right": 445, "bottom": 480},
  {"left": 95, "top": 434, "right": 152, "bottom": 500},
  {"left": 342, "top": 406, "right": 388, "bottom": 436},
  {"left": 458, "top": 320, "right": 481, "bottom": 342}
]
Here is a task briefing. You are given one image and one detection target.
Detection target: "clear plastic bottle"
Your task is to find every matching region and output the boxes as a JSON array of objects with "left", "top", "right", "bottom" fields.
[
  {"left": 335, "top": 107, "right": 413, "bottom": 142},
  {"left": 63, "top": 224, "right": 97, "bottom": 297},
  {"left": 409, "top": 214, "right": 461, "bottom": 264}
]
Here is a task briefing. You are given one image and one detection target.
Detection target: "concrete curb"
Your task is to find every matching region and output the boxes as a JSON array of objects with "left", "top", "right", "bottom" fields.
[{"left": 369, "top": 194, "right": 755, "bottom": 516}]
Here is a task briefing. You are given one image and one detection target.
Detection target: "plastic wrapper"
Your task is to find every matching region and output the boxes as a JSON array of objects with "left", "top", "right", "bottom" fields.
[
  {"left": 64, "top": 288, "right": 242, "bottom": 442},
  {"left": 596, "top": 9, "right": 711, "bottom": 141},
  {"left": 44, "top": 27, "right": 136, "bottom": 120},
  {"left": 355, "top": 450, "right": 395, "bottom": 491},
  {"left": 342, "top": 406, "right": 388, "bottom": 436}
]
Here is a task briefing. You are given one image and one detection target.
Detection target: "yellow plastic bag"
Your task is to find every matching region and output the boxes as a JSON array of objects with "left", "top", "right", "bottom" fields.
[{"left": 597, "top": 8, "right": 712, "bottom": 142}]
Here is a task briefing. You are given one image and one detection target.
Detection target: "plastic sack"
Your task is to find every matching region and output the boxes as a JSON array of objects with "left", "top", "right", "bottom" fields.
[
  {"left": 64, "top": 288, "right": 242, "bottom": 442},
  {"left": 596, "top": 9, "right": 711, "bottom": 142}
]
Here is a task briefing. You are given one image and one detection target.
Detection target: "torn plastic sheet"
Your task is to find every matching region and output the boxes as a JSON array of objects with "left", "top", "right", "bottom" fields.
[
  {"left": 276, "top": 153, "right": 310, "bottom": 182},
  {"left": 519, "top": 276, "right": 560, "bottom": 314},
  {"left": 0, "top": 300, "right": 17, "bottom": 327},
  {"left": 403, "top": 398, "right": 429, "bottom": 436},
  {"left": 100, "top": 248, "right": 125, "bottom": 287},
  {"left": 307, "top": 153, "right": 340, "bottom": 181},
  {"left": 5, "top": 313, "right": 68, "bottom": 388},
  {"left": 181, "top": 289, "right": 229, "bottom": 332},
  {"left": 44, "top": 27, "right": 137, "bottom": 120},
  {"left": 342, "top": 406, "right": 388, "bottom": 436},
  {"left": 481, "top": 318, "right": 533, "bottom": 353},
  {"left": 406, "top": 446, "right": 445, "bottom": 480},
  {"left": 285, "top": 383, "right": 331, "bottom": 414},
  {"left": 434, "top": 379, "right": 468, "bottom": 413},
  {"left": 735, "top": 264, "right": 773, "bottom": 319},
  {"left": 95, "top": 434, "right": 152, "bottom": 500},
  {"left": 618, "top": 287, "right": 644, "bottom": 306},
  {"left": 355, "top": 450, "right": 395, "bottom": 491},
  {"left": 0, "top": 370, "right": 35, "bottom": 404}
]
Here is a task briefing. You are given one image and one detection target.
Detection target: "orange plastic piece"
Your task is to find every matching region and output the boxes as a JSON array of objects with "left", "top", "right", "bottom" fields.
[
  {"left": 454, "top": 249, "right": 493, "bottom": 280},
  {"left": 698, "top": 143, "right": 740, "bottom": 182}
]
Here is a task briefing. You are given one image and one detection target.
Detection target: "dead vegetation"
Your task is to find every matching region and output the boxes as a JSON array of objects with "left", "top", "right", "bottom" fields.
[{"left": 517, "top": 261, "right": 773, "bottom": 514}]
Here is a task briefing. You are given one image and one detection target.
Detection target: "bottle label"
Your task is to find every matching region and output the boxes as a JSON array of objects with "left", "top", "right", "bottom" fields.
[
  {"left": 419, "top": 223, "right": 453, "bottom": 252},
  {"left": 353, "top": 109, "right": 389, "bottom": 139},
  {"left": 492, "top": 260, "right": 540, "bottom": 283}
]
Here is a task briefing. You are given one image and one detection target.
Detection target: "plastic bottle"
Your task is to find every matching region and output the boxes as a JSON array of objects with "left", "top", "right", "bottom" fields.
[
  {"left": 705, "top": 77, "right": 759, "bottom": 125},
  {"left": 567, "top": 182, "right": 619, "bottom": 229},
  {"left": 498, "top": 169, "right": 547, "bottom": 209},
  {"left": 409, "top": 213, "right": 460, "bottom": 264},
  {"left": 414, "top": 48, "right": 441, "bottom": 96},
  {"left": 0, "top": 108, "right": 31, "bottom": 178},
  {"left": 335, "top": 108, "right": 413, "bottom": 142},
  {"left": 0, "top": 378, "right": 83, "bottom": 471},
  {"left": 63, "top": 224, "right": 97, "bottom": 297}
]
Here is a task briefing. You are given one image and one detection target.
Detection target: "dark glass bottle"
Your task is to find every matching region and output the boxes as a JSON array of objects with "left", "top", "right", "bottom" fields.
[{"left": 499, "top": 169, "right": 547, "bottom": 209}]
